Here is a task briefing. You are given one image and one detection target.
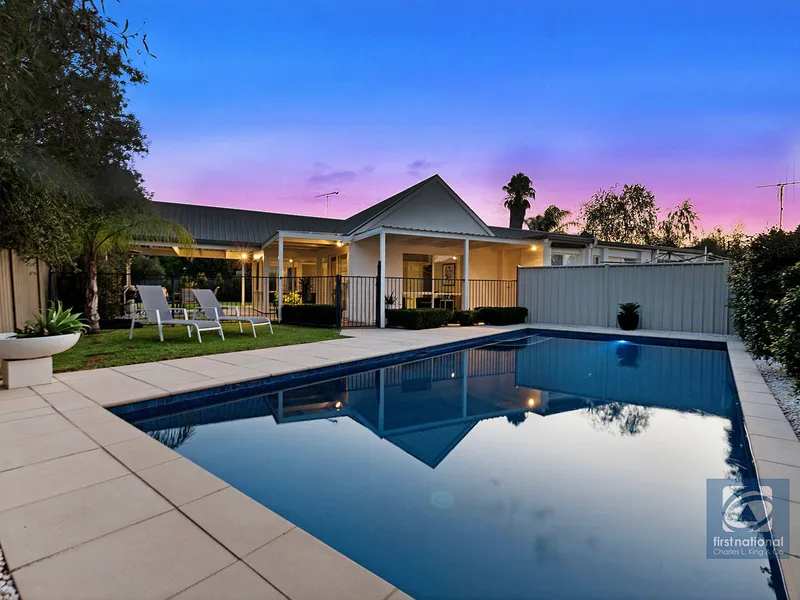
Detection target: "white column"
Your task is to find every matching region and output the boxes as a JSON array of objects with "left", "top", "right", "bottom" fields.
[
  {"left": 379, "top": 230, "right": 386, "bottom": 328},
  {"left": 542, "top": 241, "right": 552, "bottom": 266},
  {"left": 277, "top": 234, "right": 284, "bottom": 322},
  {"left": 462, "top": 239, "right": 470, "bottom": 310},
  {"left": 461, "top": 351, "right": 468, "bottom": 418},
  {"left": 599, "top": 247, "right": 608, "bottom": 263},
  {"left": 378, "top": 368, "right": 385, "bottom": 434}
]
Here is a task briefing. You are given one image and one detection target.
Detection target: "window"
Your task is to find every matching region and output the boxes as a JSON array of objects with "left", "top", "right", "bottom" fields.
[{"left": 551, "top": 254, "right": 579, "bottom": 266}]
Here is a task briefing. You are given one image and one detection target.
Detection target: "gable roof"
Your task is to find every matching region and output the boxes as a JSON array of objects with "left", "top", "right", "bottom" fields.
[
  {"left": 154, "top": 174, "right": 498, "bottom": 245},
  {"left": 337, "top": 175, "right": 437, "bottom": 234},
  {"left": 153, "top": 202, "right": 344, "bottom": 246}
]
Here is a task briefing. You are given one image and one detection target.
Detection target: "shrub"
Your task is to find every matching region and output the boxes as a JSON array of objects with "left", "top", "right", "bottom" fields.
[
  {"left": 20, "top": 301, "right": 89, "bottom": 337},
  {"left": 282, "top": 291, "right": 302, "bottom": 306},
  {"left": 475, "top": 306, "right": 528, "bottom": 325},
  {"left": 729, "top": 227, "right": 800, "bottom": 356},
  {"left": 451, "top": 309, "right": 477, "bottom": 326},
  {"left": 386, "top": 308, "right": 452, "bottom": 329},
  {"left": 772, "top": 265, "right": 800, "bottom": 391},
  {"left": 281, "top": 304, "right": 337, "bottom": 327}
]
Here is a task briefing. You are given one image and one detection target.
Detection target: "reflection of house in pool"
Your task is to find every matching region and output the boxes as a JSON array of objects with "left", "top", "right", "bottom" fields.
[{"left": 134, "top": 337, "right": 734, "bottom": 467}]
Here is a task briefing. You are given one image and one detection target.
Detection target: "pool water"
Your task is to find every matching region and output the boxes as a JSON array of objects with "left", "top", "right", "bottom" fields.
[{"left": 125, "top": 334, "right": 784, "bottom": 600}]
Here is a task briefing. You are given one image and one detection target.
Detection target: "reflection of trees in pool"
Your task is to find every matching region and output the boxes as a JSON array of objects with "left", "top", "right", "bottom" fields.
[
  {"left": 506, "top": 412, "right": 527, "bottom": 427},
  {"left": 586, "top": 403, "right": 652, "bottom": 436},
  {"left": 148, "top": 424, "right": 196, "bottom": 450},
  {"left": 724, "top": 405, "right": 751, "bottom": 482}
]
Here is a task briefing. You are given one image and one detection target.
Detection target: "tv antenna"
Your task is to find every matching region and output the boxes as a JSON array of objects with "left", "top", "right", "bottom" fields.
[
  {"left": 315, "top": 191, "right": 339, "bottom": 218},
  {"left": 757, "top": 181, "right": 799, "bottom": 230}
]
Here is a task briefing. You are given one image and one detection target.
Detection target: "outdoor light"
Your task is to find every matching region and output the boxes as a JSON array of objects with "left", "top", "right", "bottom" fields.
[
  {"left": 241, "top": 252, "right": 248, "bottom": 260},
  {"left": 336, "top": 240, "right": 343, "bottom": 247},
  {"left": 528, "top": 398, "right": 536, "bottom": 407},
  {"left": 452, "top": 256, "right": 457, "bottom": 260},
  {"left": 289, "top": 258, "right": 294, "bottom": 263},
  {"left": 530, "top": 245, "right": 537, "bottom": 251}
]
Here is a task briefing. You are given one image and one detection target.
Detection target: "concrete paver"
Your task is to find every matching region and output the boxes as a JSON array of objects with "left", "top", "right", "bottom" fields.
[
  {"left": 0, "top": 474, "right": 172, "bottom": 570},
  {"left": 12, "top": 510, "right": 236, "bottom": 600}
]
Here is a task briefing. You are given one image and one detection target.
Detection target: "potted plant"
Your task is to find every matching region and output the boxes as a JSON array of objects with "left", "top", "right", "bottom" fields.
[
  {"left": 385, "top": 291, "right": 396, "bottom": 309},
  {"left": 0, "top": 302, "right": 88, "bottom": 389},
  {"left": 617, "top": 302, "right": 640, "bottom": 331}
]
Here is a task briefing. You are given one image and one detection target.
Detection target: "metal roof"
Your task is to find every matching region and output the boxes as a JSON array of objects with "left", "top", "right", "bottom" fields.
[{"left": 153, "top": 202, "right": 345, "bottom": 246}]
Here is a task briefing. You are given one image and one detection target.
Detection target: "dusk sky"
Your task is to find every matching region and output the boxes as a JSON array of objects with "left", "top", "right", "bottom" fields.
[{"left": 117, "top": 1, "right": 800, "bottom": 233}]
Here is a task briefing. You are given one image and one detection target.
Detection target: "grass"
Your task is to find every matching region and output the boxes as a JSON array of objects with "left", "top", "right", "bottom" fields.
[{"left": 52, "top": 323, "right": 343, "bottom": 372}]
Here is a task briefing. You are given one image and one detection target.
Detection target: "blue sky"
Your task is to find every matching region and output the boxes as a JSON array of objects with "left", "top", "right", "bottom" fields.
[{"left": 116, "top": 0, "right": 800, "bottom": 231}]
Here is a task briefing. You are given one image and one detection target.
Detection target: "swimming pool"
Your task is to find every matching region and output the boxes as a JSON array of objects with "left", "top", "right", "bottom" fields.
[{"left": 121, "top": 333, "right": 784, "bottom": 600}]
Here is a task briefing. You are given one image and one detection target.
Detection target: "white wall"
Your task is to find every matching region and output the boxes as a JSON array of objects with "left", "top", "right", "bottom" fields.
[
  {"left": 363, "top": 180, "right": 491, "bottom": 236},
  {"left": 517, "top": 261, "right": 731, "bottom": 334}
]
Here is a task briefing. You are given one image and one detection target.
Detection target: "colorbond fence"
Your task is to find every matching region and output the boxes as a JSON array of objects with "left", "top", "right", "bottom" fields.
[
  {"left": 517, "top": 261, "right": 731, "bottom": 335},
  {"left": 0, "top": 250, "right": 49, "bottom": 332}
]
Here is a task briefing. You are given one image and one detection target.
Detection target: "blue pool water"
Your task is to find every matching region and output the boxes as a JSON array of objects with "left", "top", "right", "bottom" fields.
[{"left": 123, "top": 334, "right": 784, "bottom": 600}]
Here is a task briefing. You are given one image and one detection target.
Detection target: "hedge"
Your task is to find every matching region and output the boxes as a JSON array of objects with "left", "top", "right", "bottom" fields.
[
  {"left": 475, "top": 306, "right": 528, "bottom": 325},
  {"left": 280, "top": 304, "right": 337, "bottom": 327},
  {"left": 386, "top": 308, "right": 452, "bottom": 330},
  {"left": 451, "top": 310, "right": 477, "bottom": 326}
]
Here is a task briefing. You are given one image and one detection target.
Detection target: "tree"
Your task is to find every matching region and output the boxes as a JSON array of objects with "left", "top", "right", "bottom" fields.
[
  {"left": 580, "top": 184, "right": 658, "bottom": 244},
  {"left": 0, "top": 0, "right": 191, "bottom": 331},
  {"left": 525, "top": 205, "right": 578, "bottom": 233},
  {"left": 694, "top": 223, "right": 748, "bottom": 259},
  {"left": 503, "top": 173, "right": 535, "bottom": 229},
  {"left": 729, "top": 226, "right": 800, "bottom": 357},
  {"left": 654, "top": 199, "right": 700, "bottom": 247}
]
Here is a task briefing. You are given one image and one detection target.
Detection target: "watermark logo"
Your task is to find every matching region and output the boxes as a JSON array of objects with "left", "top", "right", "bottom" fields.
[{"left": 708, "top": 478, "right": 789, "bottom": 559}]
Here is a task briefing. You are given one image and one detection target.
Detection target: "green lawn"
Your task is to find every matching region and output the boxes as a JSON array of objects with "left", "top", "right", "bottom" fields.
[{"left": 53, "top": 323, "right": 344, "bottom": 372}]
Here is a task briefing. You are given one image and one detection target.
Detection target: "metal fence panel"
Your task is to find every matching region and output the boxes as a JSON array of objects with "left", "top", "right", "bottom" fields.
[{"left": 517, "top": 262, "right": 731, "bottom": 334}]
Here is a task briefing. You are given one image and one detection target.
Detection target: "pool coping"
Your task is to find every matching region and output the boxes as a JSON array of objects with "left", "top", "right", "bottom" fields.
[{"left": 0, "top": 324, "right": 795, "bottom": 600}]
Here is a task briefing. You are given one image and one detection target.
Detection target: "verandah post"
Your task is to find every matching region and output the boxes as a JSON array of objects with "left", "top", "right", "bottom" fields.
[{"left": 335, "top": 273, "right": 343, "bottom": 330}]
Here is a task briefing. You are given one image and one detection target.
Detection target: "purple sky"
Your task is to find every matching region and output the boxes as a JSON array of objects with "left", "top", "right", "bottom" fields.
[{"left": 119, "top": 1, "right": 800, "bottom": 233}]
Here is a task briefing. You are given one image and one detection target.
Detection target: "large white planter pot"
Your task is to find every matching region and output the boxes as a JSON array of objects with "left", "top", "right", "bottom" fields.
[
  {"left": 0, "top": 333, "right": 81, "bottom": 360},
  {"left": 0, "top": 333, "right": 81, "bottom": 389}
]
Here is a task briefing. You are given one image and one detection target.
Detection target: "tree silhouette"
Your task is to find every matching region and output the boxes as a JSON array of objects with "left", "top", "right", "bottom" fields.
[
  {"left": 580, "top": 184, "right": 658, "bottom": 244},
  {"left": 526, "top": 205, "right": 578, "bottom": 233},
  {"left": 503, "top": 173, "right": 536, "bottom": 229},
  {"left": 655, "top": 199, "right": 700, "bottom": 247}
]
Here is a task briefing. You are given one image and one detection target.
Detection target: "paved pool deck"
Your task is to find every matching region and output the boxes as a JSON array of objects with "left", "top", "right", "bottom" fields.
[{"left": 0, "top": 323, "right": 797, "bottom": 600}]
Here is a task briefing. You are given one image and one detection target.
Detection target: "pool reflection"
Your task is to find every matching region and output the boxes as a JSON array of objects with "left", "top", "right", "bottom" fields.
[{"left": 128, "top": 336, "right": 781, "bottom": 600}]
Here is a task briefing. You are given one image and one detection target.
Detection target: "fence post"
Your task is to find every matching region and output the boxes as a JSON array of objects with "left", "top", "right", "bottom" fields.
[
  {"left": 335, "top": 274, "right": 342, "bottom": 330},
  {"left": 375, "top": 262, "right": 382, "bottom": 327}
]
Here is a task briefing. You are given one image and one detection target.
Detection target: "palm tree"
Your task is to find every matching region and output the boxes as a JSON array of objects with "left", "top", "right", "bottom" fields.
[
  {"left": 525, "top": 205, "right": 578, "bottom": 233},
  {"left": 80, "top": 211, "right": 194, "bottom": 333},
  {"left": 503, "top": 173, "right": 536, "bottom": 229}
]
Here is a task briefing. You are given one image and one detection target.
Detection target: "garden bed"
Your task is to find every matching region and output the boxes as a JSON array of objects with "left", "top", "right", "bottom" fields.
[{"left": 756, "top": 358, "right": 800, "bottom": 437}]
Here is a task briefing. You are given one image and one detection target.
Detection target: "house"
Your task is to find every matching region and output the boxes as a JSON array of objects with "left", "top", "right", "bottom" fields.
[{"left": 134, "top": 174, "right": 705, "bottom": 326}]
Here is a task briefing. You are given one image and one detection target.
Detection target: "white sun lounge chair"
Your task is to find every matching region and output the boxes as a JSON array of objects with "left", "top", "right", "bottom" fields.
[
  {"left": 192, "top": 288, "right": 273, "bottom": 337},
  {"left": 130, "top": 285, "right": 225, "bottom": 343}
]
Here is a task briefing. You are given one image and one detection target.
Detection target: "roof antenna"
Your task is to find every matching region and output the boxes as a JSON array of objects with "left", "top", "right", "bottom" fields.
[
  {"left": 757, "top": 180, "right": 799, "bottom": 230},
  {"left": 315, "top": 191, "right": 339, "bottom": 218}
]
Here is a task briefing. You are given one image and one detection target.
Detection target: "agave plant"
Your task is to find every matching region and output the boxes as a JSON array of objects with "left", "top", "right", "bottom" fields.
[{"left": 22, "top": 301, "right": 90, "bottom": 337}]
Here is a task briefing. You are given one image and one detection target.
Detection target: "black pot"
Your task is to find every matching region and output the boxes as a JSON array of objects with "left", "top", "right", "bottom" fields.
[{"left": 617, "top": 314, "right": 640, "bottom": 331}]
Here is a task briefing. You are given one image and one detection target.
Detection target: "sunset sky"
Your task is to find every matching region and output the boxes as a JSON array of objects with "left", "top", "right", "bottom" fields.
[{"left": 117, "top": 1, "right": 800, "bottom": 233}]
